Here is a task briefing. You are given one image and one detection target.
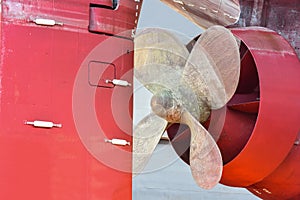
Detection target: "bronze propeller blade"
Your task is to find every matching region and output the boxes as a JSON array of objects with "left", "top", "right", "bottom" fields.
[
  {"left": 150, "top": 87, "right": 223, "bottom": 189},
  {"left": 133, "top": 113, "right": 168, "bottom": 175},
  {"left": 197, "top": 25, "right": 240, "bottom": 108},
  {"left": 181, "top": 110, "right": 222, "bottom": 189},
  {"left": 179, "top": 25, "right": 240, "bottom": 188},
  {"left": 133, "top": 28, "right": 189, "bottom": 176},
  {"left": 182, "top": 25, "right": 240, "bottom": 110},
  {"left": 134, "top": 28, "right": 189, "bottom": 94}
]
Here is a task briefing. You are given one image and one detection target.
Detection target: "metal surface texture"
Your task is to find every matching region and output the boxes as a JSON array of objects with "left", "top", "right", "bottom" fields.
[
  {"left": 133, "top": 27, "right": 187, "bottom": 175},
  {"left": 138, "top": 0, "right": 300, "bottom": 199},
  {"left": 134, "top": 27, "right": 189, "bottom": 94},
  {"left": 182, "top": 25, "right": 240, "bottom": 110},
  {"left": 0, "top": 0, "right": 143, "bottom": 199},
  {"left": 181, "top": 110, "right": 223, "bottom": 189},
  {"left": 160, "top": 0, "right": 240, "bottom": 28},
  {"left": 1, "top": 0, "right": 300, "bottom": 199},
  {"left": 221, "top": 27, "right": 300, "bottom": 188},
  {"left": 133, "top": 25, "right": 241, "bottom": 189},
  {"left": 221, "top": 27, "right": 300, "bottom": 200},
  {"left": 247, "top": 131, "right": 300, "bottom": 199},
  {"left": 161, "top": 0, "right": 299, "bottom": 58},
  {"left": 132, "top": 113, "right": 168, "bottom": 174},
  {"left": 89, "top": 0, "right": 140, "bottom": 38},
  {"left": 167, "top": 26, "right": 300, "bottom": 199},
  {"left": 232, "top": 0, "right": 300, "bottom": 58}
]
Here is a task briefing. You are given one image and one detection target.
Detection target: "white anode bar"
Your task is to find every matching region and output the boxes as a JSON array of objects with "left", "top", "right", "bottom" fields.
[
  {"left": 111, "top": 139, "right": 130, "bottom": 146},
  {"left": 34, "top": 121, "right": 54, "bottom": 128},
  {"left": 34, "top": 18, "right": 56, "bottom": 26},
  {"left": 112, "top": 79, "right": 131, "bottom": 87},
  {"left": 25, "top": 120, "right": 62, "bottom": 128},
  {"left": 105, "top": 138, "right": 130, "bottom": 146}
]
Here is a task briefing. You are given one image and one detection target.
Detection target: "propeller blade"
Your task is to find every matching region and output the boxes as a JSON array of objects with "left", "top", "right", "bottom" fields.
[
  {"left": 150, "top": 88, "right": 222, "bottom": 189},
  {"left": 134, "top": 28, "right": 189, "bottom": 94},
  {"left": 133, "top": 113, "right": 168, "bottom": 175},
  {"left": 181, "top": 110, "right": 223, "bottom": 189},
  {"left": 198, "top": 25, "right": 240, "bottom": 105},
  {"left": 182, "top": 25, "right": 240, "bottom": 109}
]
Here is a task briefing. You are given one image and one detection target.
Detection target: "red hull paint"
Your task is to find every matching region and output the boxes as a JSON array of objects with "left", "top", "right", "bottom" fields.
[
  {"left": 229, "top": 27, "right": 300, "bottom": 200},
  {"left": 0, "top": 0, "right": 142, "bottom": 199},
  {"left": 221, "top": 27, "right": 300, "bottom": 187}
]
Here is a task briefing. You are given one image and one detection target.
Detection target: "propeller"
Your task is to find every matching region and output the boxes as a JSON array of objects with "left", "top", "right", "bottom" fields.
[{"left": 133, "top": 25, "right": 240, "bottom": 189}]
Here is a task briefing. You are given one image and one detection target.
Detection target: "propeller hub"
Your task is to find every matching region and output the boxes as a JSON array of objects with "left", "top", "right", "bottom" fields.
[{"left": 151, "top": 90, "right": 183, "bottom": 123}]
